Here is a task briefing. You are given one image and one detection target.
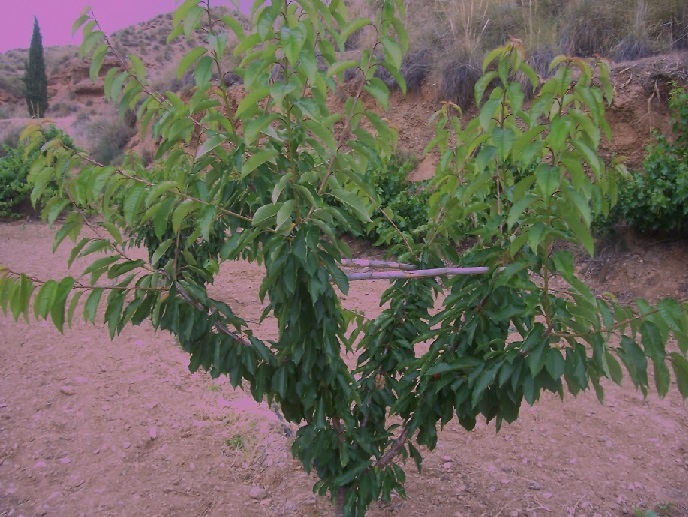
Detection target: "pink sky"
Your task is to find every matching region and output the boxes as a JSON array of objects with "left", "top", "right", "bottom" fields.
[{"left": 0, "top": 1, "right": 249, "bottom": 54}]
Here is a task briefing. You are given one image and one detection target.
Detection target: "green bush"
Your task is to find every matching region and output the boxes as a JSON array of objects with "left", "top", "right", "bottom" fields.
[
  {"left": 0, "top": 126, "right": 75, "bottom": 218},
  {"left": 617, "top": 86, "right": 688, "bottom": 233},
  {"left": 363, "top": 154, "right": 429, "bottom": 246}
]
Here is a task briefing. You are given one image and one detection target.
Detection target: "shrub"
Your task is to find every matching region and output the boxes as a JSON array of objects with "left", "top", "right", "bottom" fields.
[
  {"left": 613, "top": 35, "right": 654, "bottom": 61},
  {"left": 400, "top": 49, "right": 432, "bottom": 93},
  {"left": 617, "top": 86, "right": 688, "bottom": 233},
  {"left": 87, "top": 115, "right": 136, "bottom": 165},
  {"left": 0, "top": 74, "right": 25, "bottom": 98},
  {"left": 0, "top": 125, "right": 75, "bottom": 218},
  {"left": 364, "top": 153, "right": 428, "bottom": 245},
  {"left": 374, "top": 49, "right": 432, "bottom": 93},
  {"left": 439, "top": 56, "right": 481, "bottom": 108}
]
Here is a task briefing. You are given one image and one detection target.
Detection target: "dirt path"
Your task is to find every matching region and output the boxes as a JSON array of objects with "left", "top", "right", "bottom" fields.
[{"left": 1, "top": 221, "right": 687, "bottom": 517}]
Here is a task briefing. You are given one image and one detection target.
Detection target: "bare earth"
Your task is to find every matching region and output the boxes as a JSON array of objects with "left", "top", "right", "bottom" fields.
[{"left": 0, "top": 221, "right": 687, "bottom": 517}]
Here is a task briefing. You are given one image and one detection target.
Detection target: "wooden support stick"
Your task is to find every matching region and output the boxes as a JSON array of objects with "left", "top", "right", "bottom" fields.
[
  {"left": 340, "top": 258, "right": 416, "bottom": 270},
  {"left": 345, "top": 267, "right": 489, "bottom": 280}
]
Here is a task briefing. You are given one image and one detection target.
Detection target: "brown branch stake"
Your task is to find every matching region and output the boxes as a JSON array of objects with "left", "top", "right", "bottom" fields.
[
  {"left": 340, "top": 259, "right": 416, "bottom": 270},
  {"left": 345, "top": 267, "right": 489, "bottom": 280}
]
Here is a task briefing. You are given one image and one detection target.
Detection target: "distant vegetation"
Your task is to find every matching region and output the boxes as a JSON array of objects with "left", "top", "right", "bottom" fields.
[
  {"left": 615, "top": 85, "right": 688, "bottom": 233},
  {"left": 348, "top": 0, "right": 688, "bottom": 107},
  {"left": 0, "top": 126, "right": 74, "bottom": 218}
]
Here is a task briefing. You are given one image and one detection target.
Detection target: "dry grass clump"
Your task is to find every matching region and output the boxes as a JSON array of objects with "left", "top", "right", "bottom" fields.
[
  {"left": 0, "top": 74, "right": 24, "bottom": 99},
  {"left": 438, "top": 55, "right": 482, "bottom": 108},
  {"left": 84, "top": 113, "right": 136, "bottom": 166},
  {"left": 374, "top": 49, "right": 433, "bottom": 93},
  {"left": 397, "top": 0, "right": 688, "bottom": 84}
]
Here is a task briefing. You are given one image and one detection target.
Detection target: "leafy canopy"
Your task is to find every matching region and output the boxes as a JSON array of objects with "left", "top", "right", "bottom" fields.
[{"left": 1, "top": 1, "right": 688, "bottom": 516}]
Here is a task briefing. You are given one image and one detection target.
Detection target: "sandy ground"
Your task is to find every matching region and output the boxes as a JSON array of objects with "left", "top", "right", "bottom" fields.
[{"left": 0, "top": 221, "right": 687, "bottom": 517}]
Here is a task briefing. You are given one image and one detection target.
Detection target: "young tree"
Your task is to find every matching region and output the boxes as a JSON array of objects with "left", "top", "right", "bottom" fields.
[
  {"left": 24, "top": 16, "right": 49, "bottom": 118},
  {"left": 2, "top": 1, "right": 688, "bottom": 516}
]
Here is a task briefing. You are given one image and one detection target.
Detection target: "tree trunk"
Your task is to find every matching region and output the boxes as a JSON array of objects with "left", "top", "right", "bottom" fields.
[{"left": 334, "top": 487, "right": 346, "bottom": 517}]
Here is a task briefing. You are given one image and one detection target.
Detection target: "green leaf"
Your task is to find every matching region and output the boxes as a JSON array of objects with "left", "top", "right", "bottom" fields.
[
  {"left": 128, "top": 54, "right": 146, "bottom": 78},
  {"left": 50, "top": 278, "right": 75, "bottom": 333},
  {"left": 194, "top": 55, "right": 214, "bottom": 87},
  {"left": 281, "top": 25, "right": 306, "bottom": 66},
  {"left": 342, "top": 18, "right": 370, "bottom": 43},
  {"left": 198, "top": 206, "right": 217, "bottom": 241},
  {"left": 123, "top": 184, "right": 146, "bottom": 225},
  {"left": 183, "top": 5, "right": 204, "bottom": 37},
  {"left": 471, "top": 364, "right": 500, "bottom": 408},
  {"left": 107, "top": 260, "right": 145, "bottom": 280},
  {"left": 80, "top": 239, "right": 111, "bottom": 258},
  {"left": 573, "top": 139, "right": 602, "bottom": 176},
  {"left": 552, "top": 250, "right": 574, "bottom": 280},
  {"left": 330, "top": 187, "right": 371, "bottom": 223},
  {"left": 82, "top": 29, "right": 104, "bottom": 58},
  {"left": 66, "top": 291, "right": 82, "bottom": 327},
  {"left": 172, "top": 200, "right": 196, "bottom": 233},
  {"left": 507, "top": 193, "right": 536, "bottom": 229},
  {"left": 567, "top": 215, "right": 595, "bottom": 257},
  {"left": 153, "top": 198, "right": 175, "bottom": 239},
  {"left": 236, "top": 87, "right": 270, "bottom": 119},
  {"left": 618, "top": 336, "right": 648, "bottom": 389},
  {"left": 364, "top": 78, "right": 390, "bottom": 111},
  {"left": 197, "top": 132, "right": 225, "bottom": 158},
  {"left": 83, "top": 255, "right": 119, "bottom": 284},
  {"left": 605, "top": 351, "right": 624, "bottom": 384},
  {"left": 492, "top": 127, "right": 515, "bottom": 160},
  {"left": 173, "top": 0, "right": 200, "bottom": 28},
  {"left": 151, "top": 240, "right": 175, "bottom": 267},
  {"left": 670, "top": 353, "right": 688, "bottom": 398},
  {"left": 654, "top": 361, "right": 671, "bottom": 398},
  {"left": 242, "top": 148, "right": 278, "bottom": 178},
  {"left": 474, "top": 71, "right": 498, "bottom": 105},
  {"left": 233, "top": 33, "right": 262, "bottom": 56},
  {"left": 482, "top": 47, "right": 504, "bottom": 72},
  {"left": 34, "top": 280, "right": 57, "bottom": 320},
  {"left": 535, "top": 163, "right": 560, "bottom": 199},
  {"left": 327, "top": 59, "right": 358, "bottom": 78},
  {"left": 641, "top": 321, "right": 665, "bottom": 363},
  {"left": 479, "top": 99, "right": 500, "bottom": 130},
  {"left": 275, "top": 199, "right": 295, "bottom": 231},
  {"left": 89, "top": 44, "right": 108, "bottom": 82},
  {"left": 104, "top": 289, "right": 126, "bottom": 338},
  {"left": 83, "top": 288, "right": 104, "bottom": 324},
  {"left": 545, "top": 348, "right": 565, "bottom": 379},
  {"left": 221, "top": 14, "right": 245, "bottom": 39},
  {"left": 380, "top": 36, "right": 402, "bottom": 70},
  {"left": 72, "top": 11, "right": 90, "bottom": 37},
  {"left": 13, "top": 275, "right": 34, "bottom": 322},
  {"left": 252, "top": 203, "right": 281, "bottom": 227},
  {"left": 657, "top": 298, "right": 686, "bottom": 332}
]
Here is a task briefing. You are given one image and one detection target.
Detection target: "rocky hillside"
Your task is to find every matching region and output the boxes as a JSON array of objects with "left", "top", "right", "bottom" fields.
[
  {"left": 0, "top": 7, "right": 248, "bottom": 118},
  {"left": 1, "top": 7, "right": 687, "bottom": 172}
]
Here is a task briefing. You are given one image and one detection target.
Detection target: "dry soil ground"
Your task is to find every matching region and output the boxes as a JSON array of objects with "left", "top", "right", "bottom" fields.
[{"left": 0, "top": 221, "right": 687, "bottom": 517}]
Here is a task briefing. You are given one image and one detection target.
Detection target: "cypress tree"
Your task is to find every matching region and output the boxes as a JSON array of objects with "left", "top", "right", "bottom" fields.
[{"left": 24, "top": 17, "right": 48, "bottom": 118}]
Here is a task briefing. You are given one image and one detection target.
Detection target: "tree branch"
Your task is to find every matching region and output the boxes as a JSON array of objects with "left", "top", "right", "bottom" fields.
[{"left": 375, "top": 425, "right": 410, "bottom": 468}]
